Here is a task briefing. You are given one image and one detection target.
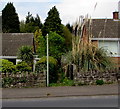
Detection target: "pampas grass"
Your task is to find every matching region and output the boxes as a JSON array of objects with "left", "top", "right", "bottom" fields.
[{"left": 62, "top": 16, "right": 114, "bottom": 73}]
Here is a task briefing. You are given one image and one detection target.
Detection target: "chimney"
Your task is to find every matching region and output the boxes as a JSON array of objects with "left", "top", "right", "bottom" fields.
[{"left": 113, "top": 11, "right": 119, "bottom": 19}]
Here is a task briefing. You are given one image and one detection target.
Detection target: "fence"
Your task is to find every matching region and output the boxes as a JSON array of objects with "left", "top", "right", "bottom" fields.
[{"left": 2, "top": 72, "right": 46, "bottom": 88}]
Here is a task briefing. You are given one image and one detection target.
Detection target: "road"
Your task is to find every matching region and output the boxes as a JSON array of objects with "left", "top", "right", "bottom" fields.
[{"left": 2, "top": 95, "right": 118, "bottom": 107}]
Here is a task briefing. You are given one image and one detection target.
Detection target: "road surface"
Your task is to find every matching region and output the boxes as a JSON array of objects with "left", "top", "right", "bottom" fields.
[{"left": 2, "top": 95, "right": 118, "bottom": 107}]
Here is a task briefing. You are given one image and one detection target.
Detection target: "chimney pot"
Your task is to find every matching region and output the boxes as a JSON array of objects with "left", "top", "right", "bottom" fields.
[{"left": 113, "top": 12, "right": 119, "bottom": 19}]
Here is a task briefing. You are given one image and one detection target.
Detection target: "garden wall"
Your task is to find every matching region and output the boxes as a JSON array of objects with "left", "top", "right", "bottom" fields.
[
  {"left": 73, "top": 69, "right": 118, "bottom": 85},
  {"left": 2, "top": 72, "right": 46, "bottom": 88}
]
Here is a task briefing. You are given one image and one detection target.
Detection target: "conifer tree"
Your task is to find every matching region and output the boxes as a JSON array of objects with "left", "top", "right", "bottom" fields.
[
  {"left": 66, "top": 23, "right": 73, "bottom": 33},
  {"left": 2, "top": 2, "right": 20, "bottom": 33},
  {"left": 22, "top": 12, "right": 43, "bottom": 33},
  {"left": 42, "top": 6, "right": 63, "bottom": 36}
]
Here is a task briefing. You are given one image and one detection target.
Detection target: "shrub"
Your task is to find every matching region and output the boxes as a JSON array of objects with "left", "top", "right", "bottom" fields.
[
  {"left": 96, "top": 80, "right": 104, "bottom": 85},
  {"left": 35, "top": 56, "right": 58, "bottom": 83},
  {"left": 2, "top": 77, "right": 14, "bottom": 87},
  {"left": 62, "top": 77, "right": 75, "bottom": 86},
  {"left": 17, "top": 46, "right": 33, "bottom": 67},
  {"left": 0, "top": 59, "right": 16, "bottom": 73},
  {"left": 16, "top": 61, "right": 32, "bottom": 72},
  {"left": 49, "top": 77, "right": 75, "bottom": 87}
]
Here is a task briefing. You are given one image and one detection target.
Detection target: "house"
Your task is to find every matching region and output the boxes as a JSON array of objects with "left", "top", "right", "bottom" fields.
[
  {"left": 1, "top": 33, "right": 34, "bottom": 64},
  {"left": 91, "top": 12, "right": 120, "bottom": 67}
]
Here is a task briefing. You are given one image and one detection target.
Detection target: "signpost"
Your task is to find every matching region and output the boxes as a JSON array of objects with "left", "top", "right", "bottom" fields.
[{"left": 47, "top": 34, "right": 49, "bottom": 87}]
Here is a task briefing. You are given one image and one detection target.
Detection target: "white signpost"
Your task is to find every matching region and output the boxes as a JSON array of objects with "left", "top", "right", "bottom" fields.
[{"left": 47, "top": 34, "right": 49, "bottom": 87}]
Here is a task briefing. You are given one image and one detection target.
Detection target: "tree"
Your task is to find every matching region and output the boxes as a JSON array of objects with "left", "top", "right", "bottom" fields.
[
  {"left": 2, "top": 2, "right": 20, "bottom": 33},
  {"left": 25, "top": 12, "right": 32, "bottom": 24},
  {"left": 42, "top": 6, "right": 63, "bottom": 36},
  {"left": 17, "top": 46, "right": 33, "bottom": 67},
  {"left": 20, "top": 20, "right": 26, "bottom": 33},
  {"left": 48, "top": 32, "right": 65, "bottom": 60},
  {"left": 66, "top": 23, "right": 73, "bottom": 33},
  {"left": 21, "top": 12, "right": 43, "bottom": 33},
  {"left": 62, "top": 25, "right": 72, "bottom": 51},
  {"left": 34, "top": 29, "right": 46, "bottom": 57},
  {"left": 34, "top": 14, "right": 43, "bottom": 28}
]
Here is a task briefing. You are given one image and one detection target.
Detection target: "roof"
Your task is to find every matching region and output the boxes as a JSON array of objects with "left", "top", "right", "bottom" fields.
[
  {"left": 2, "top": 33, "right": 33, "bottom": 56},
  {"left": 91, "top": 19, "right": 119, "bottom": 38}
]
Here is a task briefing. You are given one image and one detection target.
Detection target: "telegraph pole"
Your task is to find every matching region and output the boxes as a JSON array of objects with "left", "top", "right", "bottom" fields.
[{"left": 46, "top": 34, "right": 49, "bottom": 87}]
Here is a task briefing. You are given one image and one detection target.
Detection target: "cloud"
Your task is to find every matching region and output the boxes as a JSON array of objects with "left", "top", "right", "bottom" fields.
[
  {"left": 1, "top": 0, "right": 61, "bottom": 2},
  {"left": 55, "top": 0, "right": 119, "bottom": 24},
  {"left": 1, "top": 0, "right": 119, "bottom": 25}
]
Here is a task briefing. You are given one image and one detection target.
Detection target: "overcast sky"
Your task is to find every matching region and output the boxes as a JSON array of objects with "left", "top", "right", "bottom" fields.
[{"left": 0, "top": 0, "right": 120, "bottom": 25}]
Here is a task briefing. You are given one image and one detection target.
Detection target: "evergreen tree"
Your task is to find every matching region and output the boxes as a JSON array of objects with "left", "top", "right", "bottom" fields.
[
  {"left": 2, "top": 2, "right": 20, "bottom": 33},
  {"left": 42, "top": 6, "right": 63, "bottom": 36},
  {"left": 63, "top": 25, "right": 72, "bottom": 51},
  {"left": 25, "top": 12, "right": 32, "bottom": 24},
  {"left": 48, "top": 32, "right": 65, "bottom": 60},
  {"left": 21, "top": 12, "right": 43, "bottom": 33},
  {"left": 34, "top": 14, "right": 43, "bottom": 28},
  {"left": 66, "top": 23, "right": 73, "bottom": 33},
  {"left": 20, "top": 20, "right": 26, "bottom": 33}
]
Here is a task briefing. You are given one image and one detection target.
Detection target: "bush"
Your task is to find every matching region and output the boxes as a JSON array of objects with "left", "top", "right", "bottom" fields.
[
  {"left": 17, "top": 46, "right": 33, "bottom": 67},
  {"left": 2, "top": 77, "right": 14, "bottom": 87},
  {"left": 0, "top": 59, "right": 16, "bottom": 73},
  {"left": 49, "top": 77, "right": 75, "bottom": 87},
  {"left": 96, "top": 80, "right": 104, "bottom": 85},
  {"left": 16, "top": 61, "right": 32, "bottom": 72},
  {"left": 62, "top": 77, "right": 75, "bottom": 86},
  {"left": 35, "top": 56, "right": 58, "bottom": 83}
]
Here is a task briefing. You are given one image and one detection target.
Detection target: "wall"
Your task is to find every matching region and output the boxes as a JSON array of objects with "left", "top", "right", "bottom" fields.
[
  {"left": 2, "top": 72, "right": 46, "bottom": 88},
  {"left": 74, "top": 69, "right": 118, "bottom": 85}
]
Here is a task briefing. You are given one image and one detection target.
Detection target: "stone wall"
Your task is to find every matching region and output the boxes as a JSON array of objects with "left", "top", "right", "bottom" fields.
[
  {"left": 74, "top": 69, "right": 118, "bottom": 85},
  {"left": 2, "top": 72, "right": 46, "bottom": 88}
]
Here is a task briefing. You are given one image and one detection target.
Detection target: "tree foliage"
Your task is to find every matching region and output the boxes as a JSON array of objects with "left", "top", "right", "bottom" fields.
[
  {"left": 2, "top": 2, "right": 20, "bottom": 33},
  {"left": 20, "top": 12, "right": 43, "bottom": 33},
  {"left": 48, "top": 32, "right": 65, "bottom": 60},
  {"left": 62, "top": 25, "right": 72, "bottom": 51},
  {"left": 42, "top": 6, "right": 63, "bottom": 36},
  {"left": 66, "top": 23, "right": 73, "bottom": 33},
  {"left": 34, "top": 29, "right": 46, "bottom": 57}
]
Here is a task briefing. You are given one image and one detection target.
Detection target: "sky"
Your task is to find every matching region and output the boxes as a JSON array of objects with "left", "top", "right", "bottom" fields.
[{"left": 0, "top": 0, "right": 120, "bottom": 25}]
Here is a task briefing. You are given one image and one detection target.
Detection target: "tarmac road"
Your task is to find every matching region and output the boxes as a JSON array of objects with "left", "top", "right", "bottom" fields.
[{"left": 2, "top": 95, "right": 118, "bottom": 107}]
